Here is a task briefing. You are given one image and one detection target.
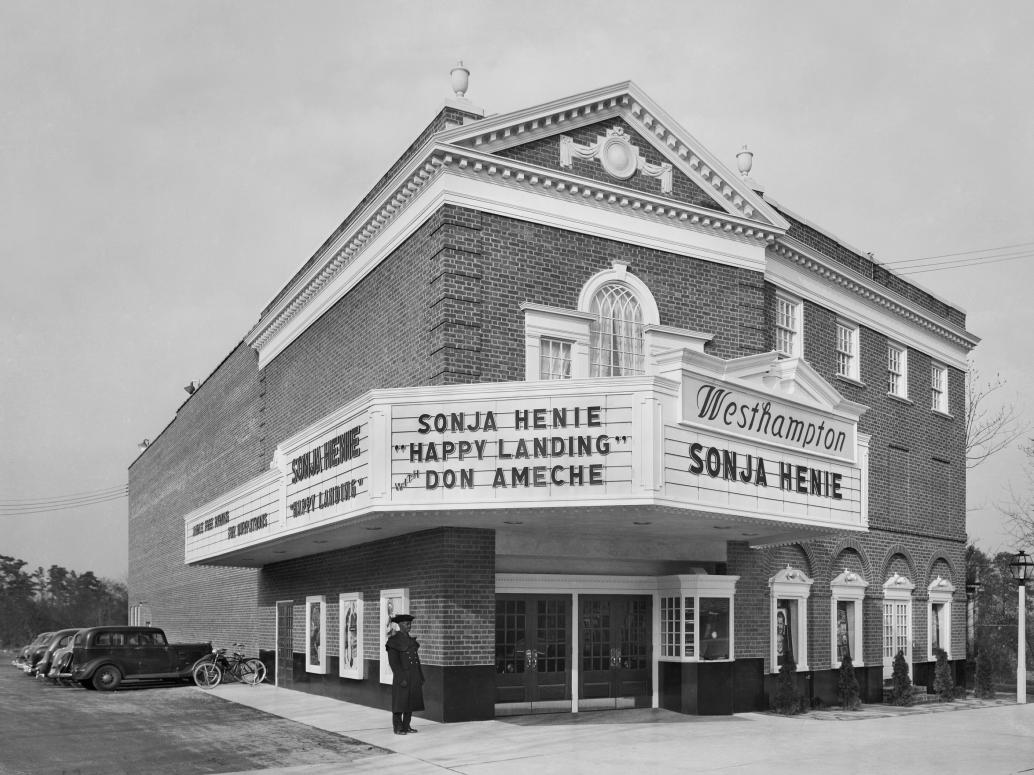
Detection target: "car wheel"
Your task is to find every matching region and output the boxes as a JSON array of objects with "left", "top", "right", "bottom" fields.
[{"left": 92, "top": 665, "right": 122, "bottom": 691}]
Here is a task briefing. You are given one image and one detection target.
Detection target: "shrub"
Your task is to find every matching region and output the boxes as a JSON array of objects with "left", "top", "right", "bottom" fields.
[
  {"left": 889, "top": 649, "right": 914, "bottom": 706},
  {"left": 773, "top": 657, "right": 804, "bottom": 715},
  {"left": 974, "top": 647, "right": 996, "bottom": 699},
  {"left": 932, "top": 647, "right": 955, "bottom": 701},
  {"left": 837, "top": 654, "right": 862, "bottom": 710}
]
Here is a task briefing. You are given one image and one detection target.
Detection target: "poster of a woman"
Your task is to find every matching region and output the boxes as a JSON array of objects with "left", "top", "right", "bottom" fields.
[
  {"left": 306, "top": 595, "right": 327, "bottom": 674},
  {"left": 776, "top": 606, "right": 794, "bottom": 666},
  {"left": 309, "top": 600, "right": 321, "bottom": 665},
  {"left": 836, "top": 602, "right": 852, "bottom": 662}
]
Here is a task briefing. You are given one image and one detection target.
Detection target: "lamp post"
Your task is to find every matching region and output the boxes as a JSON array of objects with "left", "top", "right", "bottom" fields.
[{"left": 1008, "top": 550, "right": 1034, "bottom": 703}]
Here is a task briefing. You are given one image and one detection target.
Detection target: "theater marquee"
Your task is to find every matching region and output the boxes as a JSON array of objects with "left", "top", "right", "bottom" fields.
[{"left": 184, "top": 352, "right": 869, "bottom": 566}]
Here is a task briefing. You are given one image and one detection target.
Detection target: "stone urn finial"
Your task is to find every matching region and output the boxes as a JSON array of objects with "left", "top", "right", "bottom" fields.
[
  {"left": 450, "top": 61, "right": 470, "bottom": 98},
  {"left": 736, "top": 144, "right": 754, "bottom": 177}
]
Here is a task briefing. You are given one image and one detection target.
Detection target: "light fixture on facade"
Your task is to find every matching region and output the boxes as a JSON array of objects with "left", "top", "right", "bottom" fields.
[
  {"left": 1009, "top": 549, "right": 1034, "bottom": 704},
  {"left": 184, "top": 381, "right": 198, "bottom": 395},
  {"left": 137, "top": 439, "right": 150, "bottom": 452}
]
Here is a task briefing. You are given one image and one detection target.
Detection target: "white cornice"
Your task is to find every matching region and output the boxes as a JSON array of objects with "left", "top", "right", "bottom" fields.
[
  {"left": 767, "top": 237, "right": 978, "bottom": 369},
  {"left": 248, "top": 144, "right": 781, "bottom": 367}
]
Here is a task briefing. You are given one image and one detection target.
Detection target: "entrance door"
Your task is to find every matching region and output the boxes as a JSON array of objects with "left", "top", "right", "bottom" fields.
[
  {"left": 579, "top": 595, "right": 651, "bottom": 708},
  {"left": 495, "top": 595, "right": 570, "bottom": 705},
  {"left": 276, "top": 600, "right": 293, "bottom": 687},
  {"left": 883, "top": 600, "right": 910, "bottom": 679}
]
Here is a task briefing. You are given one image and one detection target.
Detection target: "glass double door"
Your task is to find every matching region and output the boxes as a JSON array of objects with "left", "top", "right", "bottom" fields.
[
  {"left": 495, "top": 595, "right": 569, "bottom": 704},
  {"left": 494, "top": 594, "right": 651, "bottom": 709},
  {"left": 579, "top": 595, "right": 651, "bottom": 706}
]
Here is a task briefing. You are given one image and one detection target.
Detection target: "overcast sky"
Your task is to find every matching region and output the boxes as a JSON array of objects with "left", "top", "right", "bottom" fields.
[{"left": 2, "top": 0, "right": 1031, "bottom": 582}]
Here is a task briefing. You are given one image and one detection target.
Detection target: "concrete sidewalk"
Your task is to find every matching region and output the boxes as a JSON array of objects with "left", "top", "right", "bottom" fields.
[{"left": 209, "top": 684, "right": 1034, "bottom": 775}]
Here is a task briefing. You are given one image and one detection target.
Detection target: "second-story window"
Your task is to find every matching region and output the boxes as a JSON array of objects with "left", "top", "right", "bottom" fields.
[
  {"left": 589, "top": 283, "right": 645, "bottom": 376},
  {"left": 539, "top": 337, "right": 572, "bottom": 380},
  {"left": 835, "top": 321, "right": 859, "bottom": 380},
  {"left": 930, "top": 362, "right": 947, "bottom": 413},
  {"left": 775, "top": 293, "right": 801, "bottom": 357},
  {"left": 887, "top": 342, "right": 908, "bottom": 399}
]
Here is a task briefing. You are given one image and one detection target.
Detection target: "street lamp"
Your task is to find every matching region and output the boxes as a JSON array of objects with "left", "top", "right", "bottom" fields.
[{"left": 1008, "top": 550, "right": 1034, "bottom": 703}]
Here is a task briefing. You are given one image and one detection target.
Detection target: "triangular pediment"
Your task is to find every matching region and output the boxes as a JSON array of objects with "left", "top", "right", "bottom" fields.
[
  {"left": 438, "top": 81, "right": 787, "bottom": 230},
  {"left": 656, "top": 349, "right": 868, "bottom": 424}
]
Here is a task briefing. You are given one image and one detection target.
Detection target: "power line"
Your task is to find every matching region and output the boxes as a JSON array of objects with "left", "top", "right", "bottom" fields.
[
  {"left": 0, "top": 488, "right": 128, "bottom": 517},
  {"left": 897, "top": 252, "right": 1033, "bottom": 276},
  {"left": 881, "top": 240, "right": 1034, "bottom": 267},
  {"left": 0, "top": 484, "right": 128, "bottom": 507}
]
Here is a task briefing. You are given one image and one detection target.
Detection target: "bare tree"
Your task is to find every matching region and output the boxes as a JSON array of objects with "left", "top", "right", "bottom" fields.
[
  {"left": 1001, "top": 440, "right": 1034, "bottom": 545},
  {"left": 967, "top": 365, "right": 1027, "bottom": 469}
]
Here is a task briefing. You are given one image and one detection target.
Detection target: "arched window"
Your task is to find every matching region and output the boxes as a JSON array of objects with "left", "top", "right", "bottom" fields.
[{"left": 589, "top": 282, "right": 645, "bottom": 376}]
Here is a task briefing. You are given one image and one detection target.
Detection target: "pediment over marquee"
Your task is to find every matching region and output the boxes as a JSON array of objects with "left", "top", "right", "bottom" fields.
[{"left": 656, "top": 349, "right": 868, "bottom": 424}]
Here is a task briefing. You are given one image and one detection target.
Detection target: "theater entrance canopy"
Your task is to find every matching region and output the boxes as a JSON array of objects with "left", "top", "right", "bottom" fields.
[{"left": 184, "top": 350, "right": 869, "bottom": 568}]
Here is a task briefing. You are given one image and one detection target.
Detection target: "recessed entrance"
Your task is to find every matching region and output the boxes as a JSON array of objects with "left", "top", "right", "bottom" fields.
[{"left": 579, "top": 595, "right": 651, "bottom": 709}]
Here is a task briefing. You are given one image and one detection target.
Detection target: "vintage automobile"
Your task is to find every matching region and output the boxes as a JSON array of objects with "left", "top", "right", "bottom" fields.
[
  {"left": 13, "top": 632, "right": 53, "bottom": 670},
  {"left": 68, "top": 626, "right": 211, "bottom": 691},
  {"left": 31, "top": 629, "right": 81, "bottom": 678},
  {"left": 46, "top": 643, "right": 76, "bottom": 685}
]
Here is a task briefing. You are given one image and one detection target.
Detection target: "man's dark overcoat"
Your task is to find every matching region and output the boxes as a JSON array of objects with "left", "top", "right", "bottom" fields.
[{"left": 386, "top": 630, "right": 425, "bottom": 712}]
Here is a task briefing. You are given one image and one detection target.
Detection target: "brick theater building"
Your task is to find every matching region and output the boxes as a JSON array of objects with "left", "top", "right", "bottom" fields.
[{"left": 128, "top": 73, "right": 977, "bottom": 721}]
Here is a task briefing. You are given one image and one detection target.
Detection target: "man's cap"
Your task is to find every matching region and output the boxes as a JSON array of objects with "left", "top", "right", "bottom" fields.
[{"left": 391, "top": 614, "right": 415, "bottom": 623}]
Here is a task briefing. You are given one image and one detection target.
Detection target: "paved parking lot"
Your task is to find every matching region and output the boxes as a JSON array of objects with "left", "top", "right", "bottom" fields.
[{"left": 0, "top": 663, "right": 389, "bottom": 775}]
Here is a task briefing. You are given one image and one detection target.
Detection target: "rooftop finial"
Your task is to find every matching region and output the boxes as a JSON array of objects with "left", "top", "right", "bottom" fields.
[
  {"left": 450, "top": 61, "right": 470, "bottom": 98},
  {"left": 736, "top": 145, "right": 753, "bottom": 178}
]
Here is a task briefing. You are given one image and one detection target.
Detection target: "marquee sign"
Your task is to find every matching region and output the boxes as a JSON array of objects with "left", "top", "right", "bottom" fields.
[
  {"left": 681, "top": 374, "right": 857, "bottom": 464},
  {"left": 387, "top": 395, "right": 635, "bottom": 504}
]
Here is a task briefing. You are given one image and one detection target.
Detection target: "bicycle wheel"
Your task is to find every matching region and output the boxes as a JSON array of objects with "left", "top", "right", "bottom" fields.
[
  {"left": 193, "top": 661, "right": 222, "bottom": 688},
  {"left": 239, "top": 658, "right": 266, "bottom": 685}
]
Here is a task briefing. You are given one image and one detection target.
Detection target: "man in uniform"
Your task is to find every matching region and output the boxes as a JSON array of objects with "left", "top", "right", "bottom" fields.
[{"left": 385, "top": 613, "right": 424, "bottom": 735}]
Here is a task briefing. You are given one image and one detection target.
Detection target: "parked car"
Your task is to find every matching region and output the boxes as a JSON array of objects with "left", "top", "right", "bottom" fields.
[
  {"left": 13, "top": 632, "right": 53, "bottom": 671},
  {"left": 46, "top": 643, "right": 76, "bottom": 685},
  {"left": 69, "top": 626, "right": 211, "bottom": 691},
  {"left": 31, "top": 629, "right": 81, "bottom": 678}
]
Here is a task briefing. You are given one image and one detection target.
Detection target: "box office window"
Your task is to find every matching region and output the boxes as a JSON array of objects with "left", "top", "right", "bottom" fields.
[{"left": 658, "top": 575, "right": 737, "bottom": 661}]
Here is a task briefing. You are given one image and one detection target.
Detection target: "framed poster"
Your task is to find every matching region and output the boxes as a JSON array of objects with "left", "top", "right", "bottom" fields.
[
  {"left": 339, "top": 592, "right": 364, "bottom": 679},
  {"left": 306, "top": 595, "right": 327, "bottom": 674},
  {"left": 379, "top": 588, "right": 409, "bottom": 684}
]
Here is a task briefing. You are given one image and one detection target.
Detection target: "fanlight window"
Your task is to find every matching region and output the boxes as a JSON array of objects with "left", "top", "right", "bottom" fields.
[{"left": 589, "top": 283, "right": 645, "bottom": 377}]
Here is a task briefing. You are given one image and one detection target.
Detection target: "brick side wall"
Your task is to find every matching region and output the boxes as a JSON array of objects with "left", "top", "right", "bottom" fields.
[
  {"left": 495, "top": 117, "right": 722, "bottom": 212},
  {"left": 127, "top": 342, "right": 264, "bottom": 648}
]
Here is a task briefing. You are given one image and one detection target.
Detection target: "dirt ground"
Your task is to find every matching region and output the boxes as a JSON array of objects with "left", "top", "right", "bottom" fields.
[{"left": 0, "top": 656, "right": 390, "bottom": 775}]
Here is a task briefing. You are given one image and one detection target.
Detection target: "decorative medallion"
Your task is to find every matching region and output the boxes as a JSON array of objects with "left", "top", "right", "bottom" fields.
[{"left": 559, "top": 127, "right": 673, "bottom": 193}]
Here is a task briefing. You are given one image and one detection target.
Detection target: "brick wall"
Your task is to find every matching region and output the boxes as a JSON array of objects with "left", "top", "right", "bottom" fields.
[
  {"left": 127, "top": 342, "right": 265, "bottom": 648},
  {"left": 262, "top": 527, "right": 495, "bottom": 667}
]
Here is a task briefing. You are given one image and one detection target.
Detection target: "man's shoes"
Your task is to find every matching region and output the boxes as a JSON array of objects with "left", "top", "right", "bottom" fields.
[
  {"left": 393, "top": 729, "right": 408, "bottom": 735},
  {"left": 402, "top": 727, "right": 418, "bottom": 733}
]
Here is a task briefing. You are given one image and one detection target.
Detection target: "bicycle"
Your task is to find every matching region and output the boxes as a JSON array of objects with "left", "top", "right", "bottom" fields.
[{"left": 192, "top": 642, "right": 267, "bottom": 688}]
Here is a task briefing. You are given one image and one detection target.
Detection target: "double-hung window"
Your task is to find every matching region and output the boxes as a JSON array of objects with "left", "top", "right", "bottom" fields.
[
  {"left": 930, "top": 362, "right": 947, "bottom": 413},
  {"left": 539, "top": 338, "right": 572, "bottom": 380},
  {"left": 835, "top": 321, "right": 859, "bottom": 380},
  {"left": 774, "top": 293, "right": 802, "bottom": 358},
  {"left": 887, "top": 342, "right": 908, "bottom": 399}
]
